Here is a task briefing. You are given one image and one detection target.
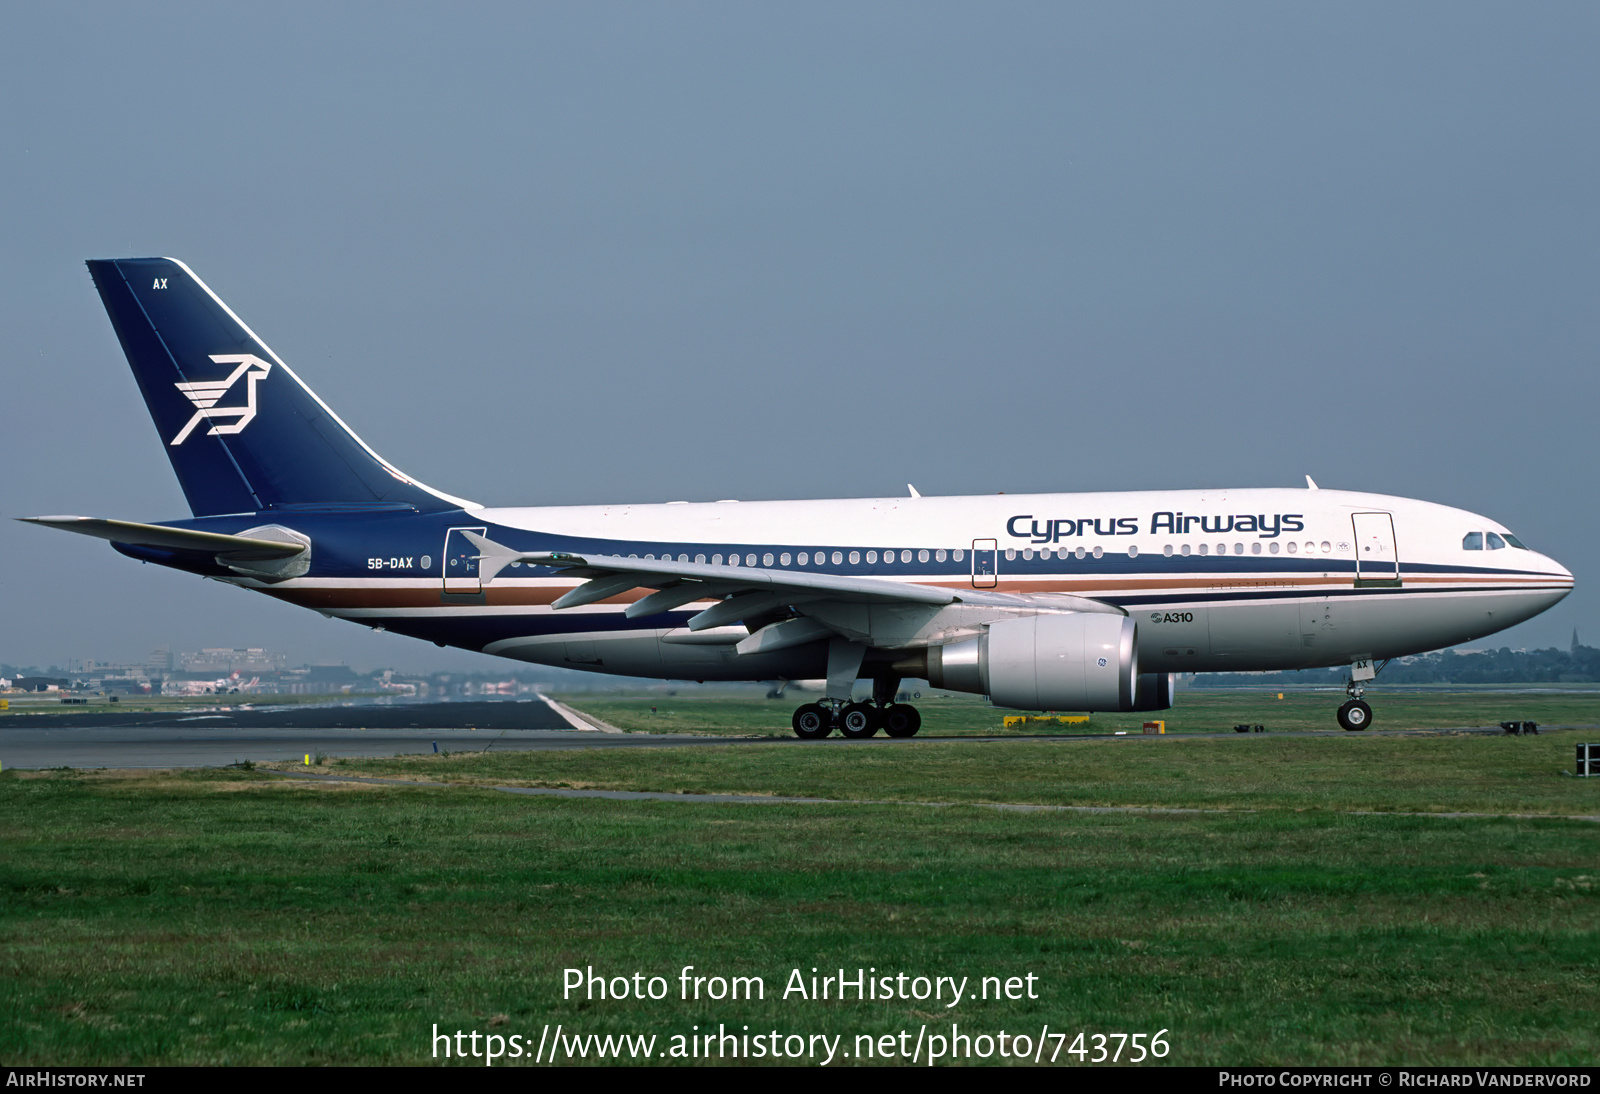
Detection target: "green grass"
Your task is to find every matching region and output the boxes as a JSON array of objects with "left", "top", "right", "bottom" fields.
[
  {"left": 557, "top": 687, "right": 1600, "bottom": 737},
  {"left": 332, "top": 730, "right": 1600, "bottom": 817},
  {"left": 3, "top": 726, "right": 1598, "bottom": 1066}
]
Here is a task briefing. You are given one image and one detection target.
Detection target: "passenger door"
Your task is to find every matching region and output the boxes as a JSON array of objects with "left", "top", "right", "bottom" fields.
[
  {"left": 1351, "top": 512, "right": 1400, "bottom": 587},
  {"left": 442, "top": 526, "right": 488, "bottom": 595},
  {"left": 971, "top": 538, "right": 998, "bottom": 588}
]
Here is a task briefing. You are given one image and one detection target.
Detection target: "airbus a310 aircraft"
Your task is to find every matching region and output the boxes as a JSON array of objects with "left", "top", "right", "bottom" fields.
[{"left": 23, "top": 259, "right": 1575, "bottom": 737}]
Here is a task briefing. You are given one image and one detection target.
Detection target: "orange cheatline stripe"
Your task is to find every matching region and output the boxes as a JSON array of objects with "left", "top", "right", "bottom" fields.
[{"left": 259, "top": 570, "right": 1565, "bottom": 611}]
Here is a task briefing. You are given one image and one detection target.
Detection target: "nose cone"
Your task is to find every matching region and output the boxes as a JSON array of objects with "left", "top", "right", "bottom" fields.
[
  {"left": 1551, "top": 555, "right": 1575, "bottom": 583},
  {"left": 1532, "top": 549, "right": 1575, "bottom": 588},
  {"left": 1514, "top": 549, "right": 1574, "bottom": 623}
]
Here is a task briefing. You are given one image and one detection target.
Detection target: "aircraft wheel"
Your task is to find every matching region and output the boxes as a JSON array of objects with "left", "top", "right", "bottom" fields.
[
  {"left": 883, "top": 704, "right": 921, "bottom": 738},
  {"left": 838, "top": 702, "right": 880, "bottom": 738},
  {"left": 1337, "top": 700, "right": 1373, "bottom": 731},
  {"left": 792, "top": 703, "right": 833, "bottom": 739}
]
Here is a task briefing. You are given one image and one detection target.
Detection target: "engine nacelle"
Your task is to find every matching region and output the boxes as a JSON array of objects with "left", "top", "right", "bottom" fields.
[
  {"left": 1130, "top": 671, "right": 1176, "bottom": 712},
  {"left": 926, "top": 613, "right": 1138, "bottom": 711}
]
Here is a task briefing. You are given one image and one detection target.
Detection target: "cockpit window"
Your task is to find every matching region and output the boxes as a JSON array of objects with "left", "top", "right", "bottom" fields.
[
  {"left": 1462, "top": 532, "right": 1482, "bottom": 551},
  {"left": 1502, "top": 533, "right": 1528, "bottom": 549},
  {"left": 1486, "top": 532, "right": 1506, "bottom": 550}
]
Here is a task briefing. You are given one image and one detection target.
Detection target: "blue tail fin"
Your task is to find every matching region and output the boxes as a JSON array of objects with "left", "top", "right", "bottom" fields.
[{"left": 86, "top": 257, "right": 471, "bottom": 517}]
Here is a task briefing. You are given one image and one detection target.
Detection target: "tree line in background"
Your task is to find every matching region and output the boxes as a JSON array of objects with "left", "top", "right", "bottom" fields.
[{"left": 1193, "top": 645, "right": 1600, "bottom": 687}]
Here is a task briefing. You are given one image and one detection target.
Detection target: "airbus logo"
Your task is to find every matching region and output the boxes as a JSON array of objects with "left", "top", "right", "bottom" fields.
[{"left": 170, "top": 354, "right": 272, "bottom": 446}]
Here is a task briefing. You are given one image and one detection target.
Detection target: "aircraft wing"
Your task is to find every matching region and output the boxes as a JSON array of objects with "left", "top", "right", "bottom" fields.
[
  {"left": 18, "top": 516, "right": 308, "bottom": 560},
  {"left": 462, "top": 531, "right": 1122, "bottom": 646}
]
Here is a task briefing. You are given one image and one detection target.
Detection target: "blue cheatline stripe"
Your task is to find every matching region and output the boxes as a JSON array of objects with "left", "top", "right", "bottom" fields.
[{"left": 142, "top": 511, "right": 1566, "bottom": 584}]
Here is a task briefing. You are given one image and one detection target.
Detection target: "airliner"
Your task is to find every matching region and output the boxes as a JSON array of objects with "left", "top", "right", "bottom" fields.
[{"left": 22, "top": 258, "right": 1575, "bottom": 737}]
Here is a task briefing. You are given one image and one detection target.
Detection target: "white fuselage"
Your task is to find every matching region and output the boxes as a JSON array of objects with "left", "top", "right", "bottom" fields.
[{"left": 284, "top": 486, "right": 1572, "bottom": 682}]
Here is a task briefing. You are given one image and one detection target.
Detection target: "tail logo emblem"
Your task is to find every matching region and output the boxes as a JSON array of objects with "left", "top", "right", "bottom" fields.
[{"left": 170, "top": 354, "right": 272, "bottom": 445}]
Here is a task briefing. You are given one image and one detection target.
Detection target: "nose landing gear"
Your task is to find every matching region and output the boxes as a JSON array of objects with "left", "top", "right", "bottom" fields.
[
  {"left": 1335, "top": 659, "right": 1385, "bottom": 730},
  {"left": 1336, "top": 697, "right": 1373, "bottom": 731}
]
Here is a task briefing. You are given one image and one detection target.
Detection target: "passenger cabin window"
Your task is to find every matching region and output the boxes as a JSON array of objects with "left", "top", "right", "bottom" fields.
[
  {"left": 1485, "top": 533, "right": 1506, "bottom": 550},
  {"left": 1462, "top": 532, "right": 1483, "bottom": 551}
]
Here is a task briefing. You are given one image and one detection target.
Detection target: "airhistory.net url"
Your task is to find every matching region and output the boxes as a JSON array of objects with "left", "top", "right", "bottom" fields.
[{"left": 431, "top": 1022, "right": 1171, "bottom": 1065}]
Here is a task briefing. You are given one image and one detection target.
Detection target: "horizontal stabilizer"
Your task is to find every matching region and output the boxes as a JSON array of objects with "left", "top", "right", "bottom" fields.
[{"left": 18, "top": 516, "right": 307, "bottom": 560}]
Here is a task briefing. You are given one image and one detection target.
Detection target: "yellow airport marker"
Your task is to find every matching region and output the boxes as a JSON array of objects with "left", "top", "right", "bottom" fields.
[
  {"left": 305, "top": 754, "right": 310, "bottom": 765},
  {"left": 1003, "top": 714, "right": 1090, "bottom": 729}
]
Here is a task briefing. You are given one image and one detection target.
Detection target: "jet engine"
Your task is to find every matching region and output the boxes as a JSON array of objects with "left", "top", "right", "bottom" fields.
[
  {"left": 1130, "top": 669, "right": 1176, "bottom": 712},
  {"left": 925, "top": 613, "right": 1139, "bottom": 711}
]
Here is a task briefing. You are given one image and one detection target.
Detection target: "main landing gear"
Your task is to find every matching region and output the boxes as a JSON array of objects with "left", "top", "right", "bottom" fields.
[
  {"left": 792, "top": 677, "right": 922, "bottom": 739},
  {"left": 790, "top": 700, "right": 923, "bottom": 739}
]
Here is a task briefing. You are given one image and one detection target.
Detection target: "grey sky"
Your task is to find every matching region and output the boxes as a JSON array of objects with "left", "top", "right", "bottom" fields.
[{"left": 3, "top": 2, "right": 1595, "bottom": 672}]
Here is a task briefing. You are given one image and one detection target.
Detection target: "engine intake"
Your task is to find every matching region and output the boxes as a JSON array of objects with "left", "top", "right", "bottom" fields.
[{"left": 926, "top": 613, "right": 1139, "bottom": 711}]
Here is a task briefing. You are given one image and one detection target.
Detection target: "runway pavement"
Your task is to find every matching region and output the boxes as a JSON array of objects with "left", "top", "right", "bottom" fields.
[
  {"left": 0, "top": 698, "right": 755, "bottom": 769},
  {"left": 0, "top": 699, "right": 1562, "bottom": 769}
]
